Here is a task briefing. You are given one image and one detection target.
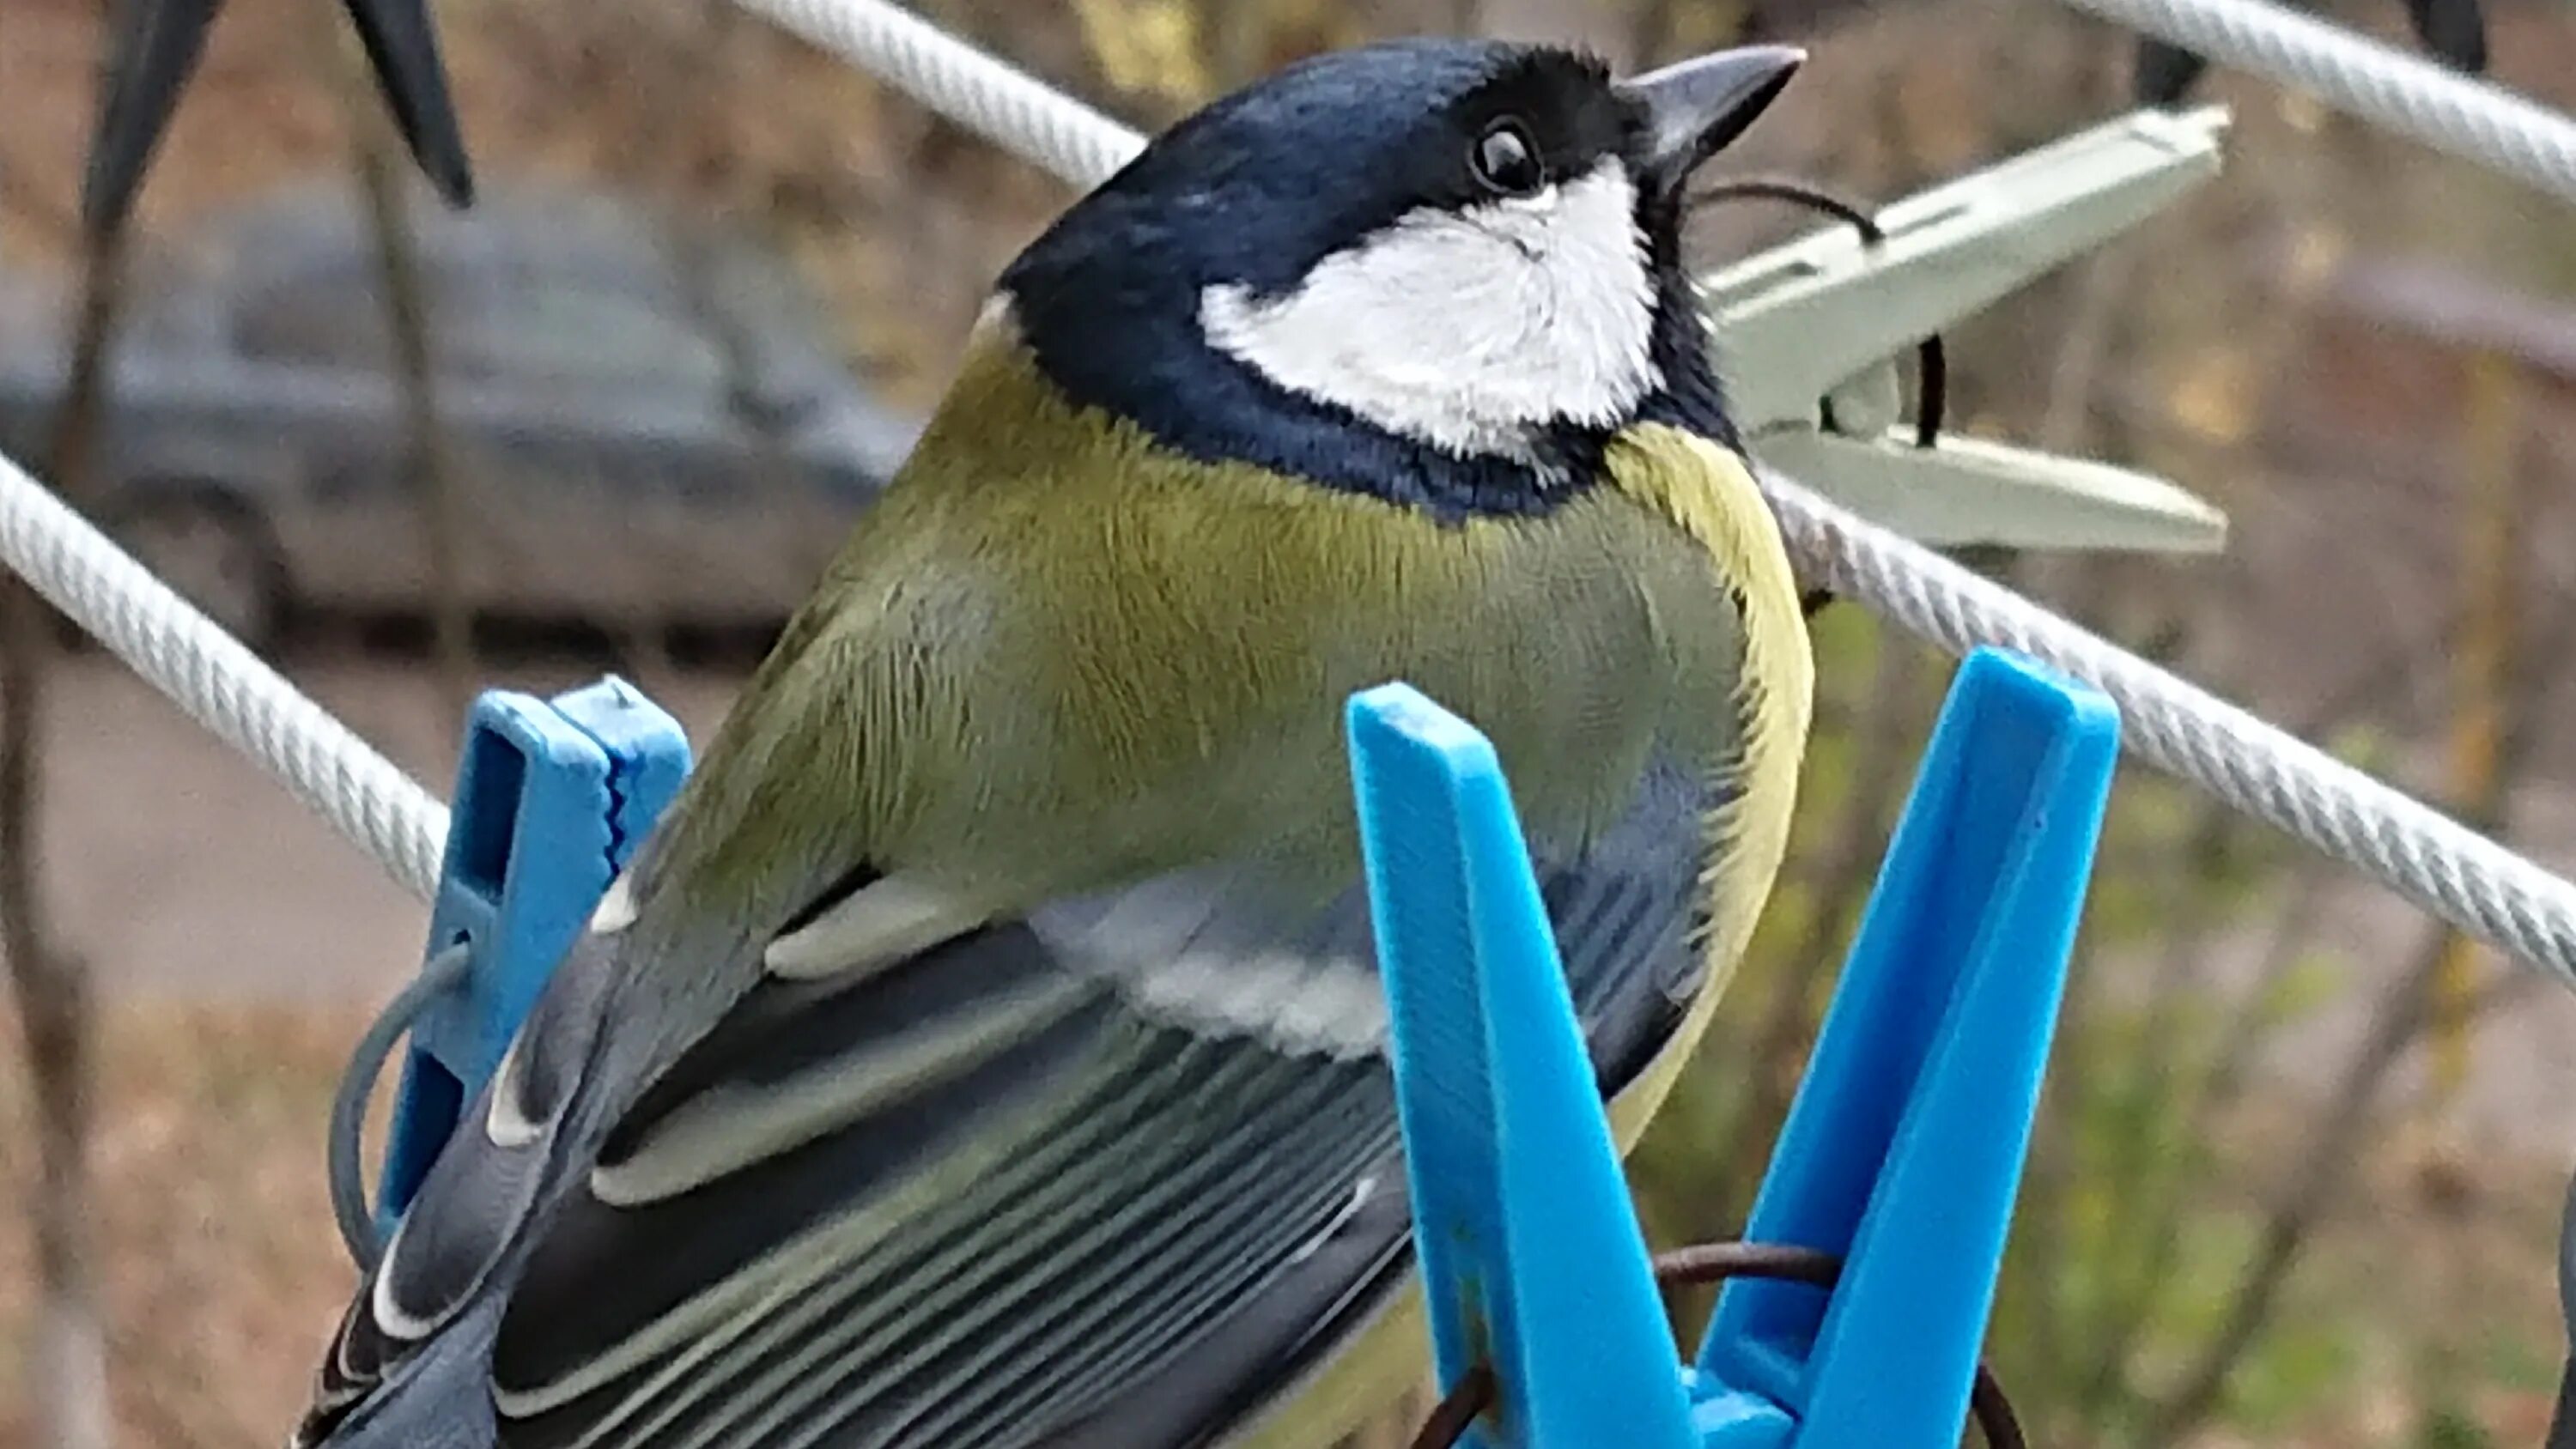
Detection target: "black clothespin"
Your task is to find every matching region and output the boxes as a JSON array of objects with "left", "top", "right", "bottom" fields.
[{"left": 82, "top": 0, "right": 474, "bottom": 239}]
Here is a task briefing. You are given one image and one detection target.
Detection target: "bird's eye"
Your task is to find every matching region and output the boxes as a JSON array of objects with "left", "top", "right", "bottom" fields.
[{"left": 1470, "top": 120, "right": 1546, "bottom": 197}]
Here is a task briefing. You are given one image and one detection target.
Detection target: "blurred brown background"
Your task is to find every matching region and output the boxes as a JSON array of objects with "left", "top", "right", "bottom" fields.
[{"left": 6, "top": 0, "right": 2576, "bottom": 1445}]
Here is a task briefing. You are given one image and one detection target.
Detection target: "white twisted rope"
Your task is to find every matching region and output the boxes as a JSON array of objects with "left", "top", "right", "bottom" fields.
[
  {"left": 1771, "top": 484, "right": 2576, "bottom": 980},
  {"left": 0, "top": 451, "right": 447, "bottom": 900},
  {"left": 2063, "top": 0, "right": 2576, "bottom": 209},
  {"left": 732, "top": 0, "right": 1143, "bottom": 188}
]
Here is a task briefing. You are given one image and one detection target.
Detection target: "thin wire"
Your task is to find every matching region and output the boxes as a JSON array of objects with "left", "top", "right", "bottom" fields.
[
  {"left": 1687, "top": 174, "right": 1951, "bottom": 446},
  {"left": 1406, "top": 1365, "right": 1495, "bottom": 1449},
  {"left": 326, "top": 941, "right": 471, "bottom": 1268},
  {"left": 1689, "top": 173, "right": 1947, "bottom": 621},
  {"left": 1654, "top": 1244, "right": 2026, "bottom": 1449},
  {"left": 0, "top": 450, "right": 448, "bottom": 899},
  {"left": 1408, "top": 1240, "right": 2028, "bottom": 1447}
]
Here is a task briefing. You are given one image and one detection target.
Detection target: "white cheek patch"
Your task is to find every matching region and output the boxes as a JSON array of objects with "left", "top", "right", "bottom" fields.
[{"left": 1200, "top": 160, "right": 1662, "bottom": 461}]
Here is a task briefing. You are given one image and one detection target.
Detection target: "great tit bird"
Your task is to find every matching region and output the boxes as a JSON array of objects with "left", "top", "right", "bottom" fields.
[{"left": 291, "top": 36, "right": 1814, "bottom": 1449}]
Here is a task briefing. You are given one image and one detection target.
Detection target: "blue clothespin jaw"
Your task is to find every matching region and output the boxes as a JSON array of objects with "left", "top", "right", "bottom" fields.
[
  {"left": 374, "top": 676, "right": 690, "bottom": 1234},
  {"left": 1350, "top": 684, "right": 1701, "bottom": 1449},
  {"left": 1350, "top": 647, "right": 2117, "bottom": 1449},
  {"left": 1692, "top": 648, "right": 2119, "bottom": 1447}
]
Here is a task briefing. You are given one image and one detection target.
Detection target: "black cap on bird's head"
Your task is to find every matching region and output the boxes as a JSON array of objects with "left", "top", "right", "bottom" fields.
[{"left": 1000, "top": 39, "right": 1801, "bottom": 519}]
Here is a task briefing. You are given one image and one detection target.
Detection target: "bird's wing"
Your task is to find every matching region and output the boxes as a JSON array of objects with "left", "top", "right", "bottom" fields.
[
  {"left": 311, "top": 752, "right": 1721, "bottom": 1449},
  {"left": 298, "top": 593, "right": 888, "bottom": 1449}
]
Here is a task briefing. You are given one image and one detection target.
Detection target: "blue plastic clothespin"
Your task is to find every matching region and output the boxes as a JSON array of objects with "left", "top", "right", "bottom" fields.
[
  {"left": 1352, "top": 684, "right": 1703, "bottom": 1449},
  {"left": 1347, "top": 646, "right": 2120, "bottom": 1448},
  {"left": 374, "top": 676, "right": 691, "bottom": 1235},
  {"left": 1693, "top": 649, "right": 2117, "bottom": 1444}
]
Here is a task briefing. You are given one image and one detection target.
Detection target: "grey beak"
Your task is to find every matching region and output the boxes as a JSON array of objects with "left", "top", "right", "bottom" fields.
[{"left": 1618, "top": 45, "right": 1806, "bottom": 186}]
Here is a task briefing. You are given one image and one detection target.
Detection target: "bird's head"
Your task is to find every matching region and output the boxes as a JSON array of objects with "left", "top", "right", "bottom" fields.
[{"left": 999, "top": 38, "right": 1802, "bottom": 518}]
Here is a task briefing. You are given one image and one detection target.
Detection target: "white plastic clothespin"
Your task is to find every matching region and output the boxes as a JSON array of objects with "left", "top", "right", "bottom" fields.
[{"left": 1705, "top": 106, "right": 2235, "bottom": 555}]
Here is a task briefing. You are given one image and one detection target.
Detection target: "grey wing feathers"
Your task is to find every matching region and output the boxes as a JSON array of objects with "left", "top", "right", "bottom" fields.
[
  {"left": 310, "top": 756, "right": 1717, "bottom": 1449},
  {"left": 484, "top": 929, "right": 1404, "bottom": 1449},
  {"left": 1069, "top": 752, "right": 1714, "bottom": 1446},
  {"left": 308, "top": 1295, "right": 507, "bottom": 1449}
]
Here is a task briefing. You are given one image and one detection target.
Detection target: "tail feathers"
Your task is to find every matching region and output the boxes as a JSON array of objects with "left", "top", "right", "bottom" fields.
[
  {"left": 294, "top": 931, "right": 627, "bottom": 1448},
  {"left": 297, "top": 1295, "right": 505, "bottom": 1449}
]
